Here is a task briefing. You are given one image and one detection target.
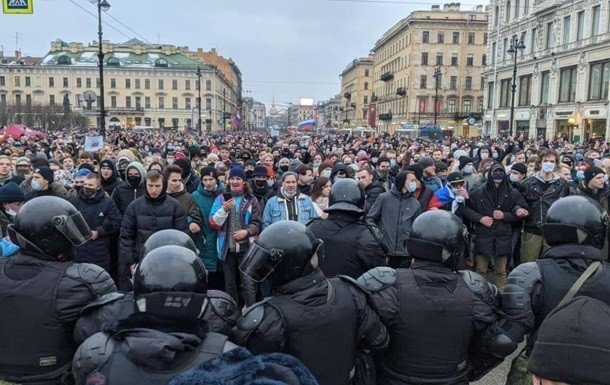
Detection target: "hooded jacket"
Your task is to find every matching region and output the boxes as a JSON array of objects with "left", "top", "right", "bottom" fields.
[
  {"left": 99, "top": 159, "right": 120, "bottom": 196},
  {"left": 192, "top": 183, "right": 223, "bottom": 272},
  {"left": 111, "top": 162, "right": 146, "bottom": 215}
]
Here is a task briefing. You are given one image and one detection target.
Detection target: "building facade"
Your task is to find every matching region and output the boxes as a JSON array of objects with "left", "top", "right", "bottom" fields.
[
  {"left": 340, "top": 56, "right": 373, "bottom": 128},
  {"left": 0, "top": 39, "right": 240, "bottom": 131},
  {"left": 483, "top": 0, "right": 610, "bottom": 141},
  {"left": 371, "top": 3, "right": 489, "bottom": 134},
  {"left": 251, "top": 100, "right": 266, "bottom": 130}
]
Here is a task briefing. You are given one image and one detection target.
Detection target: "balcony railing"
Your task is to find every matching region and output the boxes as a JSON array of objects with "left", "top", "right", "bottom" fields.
[
  {"left": 378, "top": 112, "right": 393, "bottom": 121},
  {"left": 396, "top": 87, "right": 407, "bottom": 96},
  {"left": 380, "top": 71, "right": 394, "bottom": 82}
]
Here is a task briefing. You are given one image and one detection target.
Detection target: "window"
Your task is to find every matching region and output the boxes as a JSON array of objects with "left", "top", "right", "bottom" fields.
[
  {"left": 125, "top": 96, "right": 132, "bottom": 108},
  {"left": 110, "top": 78, "right": 116, "bottom": 89},
  {"left": 158, "top": 118, "right": 165, "bottom": 128},
  {"left": 505, "top": 0, "right": 511, "bottom": 22},
  {"left": 172, "top": 118, "right": 179, "bottom": 128},
  {"left": 436, "top": 53, "right": 443, "bottom": 65},
  {"left": 86, "top": 78, "right": 92, "bottom": 88},
  {"left": 420, "top": 75, "right": 427, "bottom": 89},
  {"left": 158, "top": 97, "right": 165, "bottom": 109},
  {"left": 491, "top": 42, "right": 497, "bottom": 64},
  {"left": 482, "top": 54, "right": 487, "bottom": 66},
  {"left": 0, "top": 94, "right": 5, "bottom": 105},
  {"left": 559, "top": 66, "right": 577, "bottom": 102},
  {"left": 125, "top": 79, "right": 131, "bottom": 89},
  {"left": 158, "top": 79, "right": 164, "bottom": 90},
  {"left": 494, "top": 5, "right": 499, "bottom": 26},
  {"left": 135, "top": 79, "right": 141, "bottom": 89},
  {"left": 450, "top": 76, "right": 457, "bottom": 90},
  {"left": 466, "top": 54, "right": 474, "bottom": 66},
  {"left": 503, "top": 38, "right": 509, "bottom": 61},
  {"left": 76, "top": 78, "right": 81, "bottom": 88},
  {"left": 540, "top": 71, "right": 550, "bottom": 104},
  {"left": 15, "top": 94, "right": 21, "bottom": 106},
  {"left": 514, "top": 0, "right": 519, "bottom": 18},
  {"left": 145, "top": 79, "right": 151, "bottom": 89},
  {"left": 463, "top": 99, "right": 472, "bottom": 113},
  {"left": 484, "top": 33, "right": 488, "bottom": 44},
  {"left": 107, "top": 57, "right": 119, "bottom": 67},
  {"left": 25, "top": 77, "right": 30, "bottom": 87},
  {"left": 563, "top": 16, "right": 571, "bottom": 44},
  {"left": 145, "top": 118, "right": 152, "bottom": 126},
  {"left": 469, "top": 14, "right": 476, "bottom": 20},
  {"left": 172, "top": 79, "right": 178, "bottom": 90},
  {"left": 592, "top": 5, "right": 601, "bottom": 36},
  {"left": 546, "top": 22, "right": 554, "bottom": 49},
  {"left": 524, "top": 0, "right": 529, "bottom": 13},
  {"left": 423, "top": 31, "right": 429, "bottom": 43},
  {"left": 14, "top": 76, "right": 20, "bottom": 87},
  {"left": 448, "top": 98, "right": 456, "bottom": 113},
  {"left": 500, "top": 79, "right": 511, "bottom": 107},
  {"left": 577, "top": 11, "right": 585, "bottom": 40},
  {"left": 145, "top": 97, "right": 151, "bottom": 109},
  {"left": 422, "top": 52, "right": 429, "bottom": 65},
  {"left": 364, "top": 82, "right": 369, "bottom": 90},
  {"left": 364, "top": 95, "right": 368, "bottom": 104},
  {"left": 531, "top": 28, "right": 538, "bottom": 53},
  {"left": 185, "top": 80, "right": 191, "bottom": 90},
  {"left": 49, "top": 77, "right": 55, "bottom": 88},
  {"left": 25, "top": 94, "right": 31, "bottom": 106},
  {"left": 172, "top": 97, "right": 178, "bottom": 109},
  {"left": 453, "top": 32, "right": 460, "bottom": 44},
  {"left": 438, "top": 32, "right": 444, "bottom": 43},
  {"left": 451, "top": 53, "right": 459, "bottom": 65},
  {"left": 205, "top": 97, "right": 211, "bottom": 110},
  {"left": 365, "top": 69, "right": 370, "bottom": 77},
  {"left": 519, "top": 75, "right": 532, "bottom": 106},
  {"left": 468, "top": 32, "right": 475, "bottom": 44},
  {"left": 0, "top": 76, "right": 5, "bottom": 86},
  {"left": 588, "top": 61, "right": 610, "bottom": 100},
  {"left": 135, "top": 96, "right": 141, "bottom": 109},
  {"left": 205, "top": 80, "right": 211, "bottom": 91},
  {"left": 481, "top": 76, "right": 485, "bottom": 91},
  {"left": 49, "top": 95, "right": 55, "bottom": 105},
  {"left": 465, "top": 76, "right": 473, "bottom": 90},
  {"left": 61, "top": 77, "right": 68, "bottom": 87},
  {"left": 478, "top": 97, "right": 484, "bottom": 112}
]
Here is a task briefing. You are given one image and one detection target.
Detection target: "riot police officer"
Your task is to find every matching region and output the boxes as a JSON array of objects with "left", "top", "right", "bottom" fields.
[
  {"left": 231, "top": 220, "right": 389, "bottom": 385},
  {"left": 0, "top": 196, "right": 116, "bottom": 384},
  {"left": 307, "top": 178, "right": 387, "bottom": 278},
  {"left": 498, "top": 196, "right": 610, "bottom": 383},
  {"left": 75, "top": 229, "right": 239, "bottom": 344},
  {"left": 72, "top": 245, "right": 237, "bottom": 384},
  {"left": 357, "top": 210, "right": 510, "bottom": 385}
]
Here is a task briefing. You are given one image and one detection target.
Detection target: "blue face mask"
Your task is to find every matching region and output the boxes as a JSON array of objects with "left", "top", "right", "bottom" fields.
[
  {"left": 31, "top": 179, "right": 42, "bottom": 191},
  {"left": 407, "top": 181, "right": 418, "bottom": 193},
  {"left": 576, "top": 170, "right": 585, "bottom": 181}
]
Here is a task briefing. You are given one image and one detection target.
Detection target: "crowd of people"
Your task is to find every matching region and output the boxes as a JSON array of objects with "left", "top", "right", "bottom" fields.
[{"left": 0, "top": 127, "right": 609, "bottom": 385}]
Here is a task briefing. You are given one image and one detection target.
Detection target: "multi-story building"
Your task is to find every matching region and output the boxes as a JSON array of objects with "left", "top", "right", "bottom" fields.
[
  {"left": 251, "top": 100, "right": 266, "bottom": 130},
  {"left": 371, "top": 3, "right": 489, "bottom": 134},
  {"left": 0, "top": 39, "right": 240, "bottom": 131},
  {"left": 287, "top": 99, "right": 316, "bottom": 127},
  {"left": 483, "top": 0, "right": 610, "bottom": 141},
  {"left": 340, "top": 56, "right": 374, "bottom": 127},
  {"left": 316, "top": 95, "right": 343, "bottom": 128}
]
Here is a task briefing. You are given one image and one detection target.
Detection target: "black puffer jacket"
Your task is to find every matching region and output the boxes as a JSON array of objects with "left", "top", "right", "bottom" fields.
[
  {"left": 111, "top": 162, "right": 146, "bottom": 215},
  {"left": 99, "top": 159, "right": 120, "bottom": 196},
  {"left": 363, "top": 180, "right": 384, "bottom": 213}
]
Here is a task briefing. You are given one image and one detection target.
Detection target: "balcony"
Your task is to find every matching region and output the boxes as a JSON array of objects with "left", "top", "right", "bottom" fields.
[
  {"left": 371, "top": 95, "right": 379, "bottom": 102},
  {"left": 378, "top": 112, "right": 393, "bottom": 121},
  {"left": 396, "top": 87, "right": 407, "bottom": 96},
  {"left": 380, "top": 71, "right": 394, "bottom": 82}
]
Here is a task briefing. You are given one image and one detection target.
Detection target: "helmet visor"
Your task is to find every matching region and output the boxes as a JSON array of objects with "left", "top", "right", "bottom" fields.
[
  {"left": 53, "top": 212, "right": 92, "bottom": 246},
  {"left": 239, "top": 242, "right": 285, "bottom": 282}
]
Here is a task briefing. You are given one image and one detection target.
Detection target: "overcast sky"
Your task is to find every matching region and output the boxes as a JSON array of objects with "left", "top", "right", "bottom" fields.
[{"left": 0, "top": 0, "right": 484, "bottom": 109}]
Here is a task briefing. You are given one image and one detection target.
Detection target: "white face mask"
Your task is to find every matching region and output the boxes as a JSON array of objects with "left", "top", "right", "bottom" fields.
[
  {"left": 509, "top": 173, "right": 521, "bottom": 183},
  {"left": 480, "top": 153, "right": 489, "bottom": 160},
  {"left": 406, "top": 181, "right": 418, "bottom": 193},
  {"left": 463, "top": 165, "right": 474, "bottom": 174},
  {"left": 321, "top": 169, "right": 332, "bottom": 178},
  {"left": 541, "top": 162, "right": 556, "bottom": 173}
]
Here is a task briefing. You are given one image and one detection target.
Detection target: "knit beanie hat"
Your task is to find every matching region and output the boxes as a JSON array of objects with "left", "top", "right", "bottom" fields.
[
  {"left": 418, "top": 156, "right": 435, "bottom": 169},
  {"left": 529, "top": 296, "right": 610, "bottom": 384},
  {"left": 252, "top": 165, "right": 269, "bottom": 178},
  {"left": 511, "top": 163, "right": 528, "bottom": 176},
  {"left": 174, "top": 158, "right": 192, "bottom": 179},
  {"left": 33, "top": 166, "right": 54, "bottom": 183},
  {"left": 394, "top": 171, "right": 409, "bottom": 191},
  {"left": 458, "top": 156, "right": 474, "bottom": 171},
  {"left": 78, "top": 163, "right": 96, "bottom": 173},
  {"left": 585, "top": 166, "right": 605, "bottom": 185},
  {"left": 406, "top": 164, "right": 423, "bottom": 182},
  {"left": 435, "top": 161, "right": 449, "bottom": 172},
  {"left": 0, "top": 182, "right": 25, "bottom": 203},
  {"left": 199, "top": 166, "right": 218, "bottom": 181},
  {"left": 228, "top": 166, "right": 246, "bottom": 181},
  {"left": 75, "top": 168, "right": 92, "bottom": 179}
]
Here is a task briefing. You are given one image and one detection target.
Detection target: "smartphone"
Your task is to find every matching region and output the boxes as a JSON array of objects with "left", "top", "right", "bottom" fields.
[{"left": 223, "top": 193, "right": 233, "bottom": 201}]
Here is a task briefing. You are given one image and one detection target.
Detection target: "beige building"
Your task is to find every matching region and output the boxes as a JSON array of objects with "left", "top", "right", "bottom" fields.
[
  {"left": 371, "top": 3, "right": 489, "bottom": 134},
  {"left": 340, "top": 56, "right": 373, "bottom": 127},
  {"left": 0, "top": 39, "right": 240, "bottom": 131}
]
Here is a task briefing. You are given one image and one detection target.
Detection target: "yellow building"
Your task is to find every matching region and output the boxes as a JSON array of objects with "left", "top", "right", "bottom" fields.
[
  {"left": 0, "top": 39, "right": 239, "bottom": 131},
  {"left": 371, "top": 3, "right": 489, "bottom": 134},
  {"left": 340, "top": 56, "right": 374, "bottom": 128}
]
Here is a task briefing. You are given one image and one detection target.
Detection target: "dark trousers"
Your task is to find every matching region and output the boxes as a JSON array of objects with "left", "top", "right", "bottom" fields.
[{"left": 223, "top": 250, "right": 257, "bottom": 307}]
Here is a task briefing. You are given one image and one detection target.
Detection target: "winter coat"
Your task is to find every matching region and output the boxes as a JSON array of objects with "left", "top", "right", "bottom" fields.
[
  {"left": 70, "top": 188, "right": 122, "bottom": 271},
  {"left": 192, "top": 183, "right": 223, "bottom": 272},
  {"left": 363, "top": 180, "right": 384, "bottom": 213},
  {"left": 111, "top": 162, "right": 147, "bottom": 215},
  {"left": 366, "top": 187, "right": 421, "bottom": 257},
  {"left": 249, "top": 181, "right": 275, "bottom": 207},
  {"left": 414, "top": 186, "right": 434, "bottom": 212},
  {"left": 185, "top": 172, "right": 200, "bottom": 194},
  {"left": 169, "top": 189, "right": 203, "bottom": 227},
  {"left": 24, "top": 185, "right": 65, "bottom": 201},
  {"left": 209, "top": 192, "right": 262, "bottom": 261},
  {"left": 262, "top": 191, "right": 318, "bottom": 229},
  {"left": 461, "top": 174, "right": 529, "bottom": 257},
  {"left": 578, "top": 183, "right": 610, "bottom": 259},
  {"left": 100, "top": 160, "right": 120, "bottom": 196},
  {"left": 519, "top": 172, "right": 571, "bottom": 234}
]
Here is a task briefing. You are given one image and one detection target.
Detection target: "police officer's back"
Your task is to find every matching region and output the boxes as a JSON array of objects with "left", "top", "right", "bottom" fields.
[
  {"left": 72, "top": 245, "right": 237, "bottom": 385},
  {"left": 358, "top": 210, "right": 510, "bottom": 385},
  {"left": 231, "top": 220, "right": 389, "bottom": 385},
  {"left": 74, "top": 230, "right": 239, "bottom": 344},
  {"left": 0, "top": 196, "right": 116, "bottom": 385},
  {"left": 498, "top": 196, "right": 610, "bottom": 375},
  {"left": 307, "top": 179, "right": 386, "bottom": 278}
]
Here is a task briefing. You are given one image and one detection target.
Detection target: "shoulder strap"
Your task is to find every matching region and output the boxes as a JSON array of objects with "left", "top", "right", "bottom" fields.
[{"left": 557, "top": 261, "right": 603, "bottom": 308}]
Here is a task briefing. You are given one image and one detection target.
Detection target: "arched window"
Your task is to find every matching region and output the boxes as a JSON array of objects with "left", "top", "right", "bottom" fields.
[
  {"left": 57, "top": 55, "right": 72, "bottom": 65},
  {"left": 505, "top": 1, "right": 511, "bottom": 22},
  {"left": 107, "top": 57, "right": 120, "bottom": 66},
  {"left": 154, "top": 58, "right": 168, "bottom": 68}
]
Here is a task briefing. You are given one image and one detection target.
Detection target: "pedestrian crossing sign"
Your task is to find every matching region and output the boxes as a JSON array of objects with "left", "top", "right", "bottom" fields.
[{"left": 3, "top": 0, "right": 33, "bottom": 14}]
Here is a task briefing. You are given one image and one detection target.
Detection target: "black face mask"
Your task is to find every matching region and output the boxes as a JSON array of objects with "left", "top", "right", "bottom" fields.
[
  {"left": 82, "top": 187, "right": 97, "bottom": 197},
  {"left": 74, "top": 185, "right": 83, "bottom": 192},
  {"left": 127, "top": 175, "right": 140, "bottom": 188},
  {"left": 280, "top": 165, "right": 289, "bottom": 172},
  {"left": 254, "top": 179, "right": 267, "bottom": 189},
  {"left": 245, "top": 170, "right": 254, "bottom": 179}
]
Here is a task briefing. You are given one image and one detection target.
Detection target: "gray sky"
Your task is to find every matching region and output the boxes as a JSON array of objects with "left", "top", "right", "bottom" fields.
[{"left": 0, "top": 0, "right": 484, "bottom": 109}]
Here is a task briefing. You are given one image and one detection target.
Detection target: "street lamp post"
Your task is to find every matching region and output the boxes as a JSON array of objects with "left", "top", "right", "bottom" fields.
[
  {"left": 89, "top": 0, "right": 110, "bottom": 138},
  {"left": 196, "top": 67, "right": 202, "bottom": 136},
  {"left": 433, "top": 66, "right": 441, "bottom": 126},
  {"left": 507, "top": 36, "right": 526, "bottom": 137}
]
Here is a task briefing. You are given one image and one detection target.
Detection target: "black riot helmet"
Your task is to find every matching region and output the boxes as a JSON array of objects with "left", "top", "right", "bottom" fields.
[
  {"left": 141, "top": 229, "right": 198, "bottom": 259},
  {"left": 406, "top": 210, "right": 467, "bottom": 271},
  {"left": 240, "top": 220, "right": 323, "bottom": 289},
  {"left": 542, "top": 196, "right": 608, "bottom": 249},
  {"left": 133, "top": 245, "right": 208, "bottom": 319},
  {"left": 8, "top": 196, "right": 91, "bottom": 261},
  {"left": 326, "top": 178, "right": 365, "bottom": 214}
]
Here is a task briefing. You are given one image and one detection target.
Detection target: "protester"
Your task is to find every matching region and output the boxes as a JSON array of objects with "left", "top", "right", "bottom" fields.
[
  {"left": 263, "top": 171, "right": 318, "bottom": 228},
  {"left": 356, "top": 167, "right": 384, "bottom": 213},
  {"left": 165, "top": 164, "right": 203, "bottom": 236},
  {"left": 99, "top": 159, "right": 120, "bottom": 195},
  {"left": 111, "top": 161, "right": 146, "bottom": 215},
  {"left": 310, "top": 176, "right": 331, "bottom": 218}
]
